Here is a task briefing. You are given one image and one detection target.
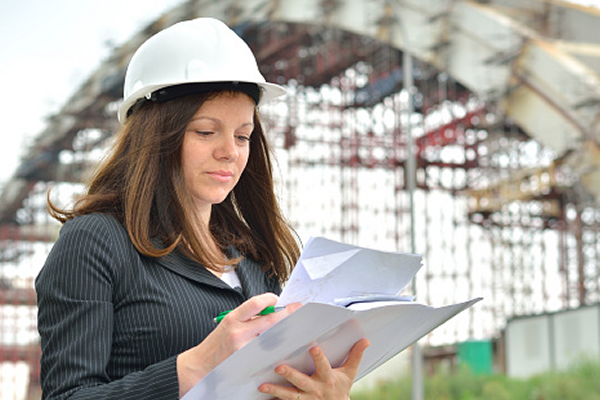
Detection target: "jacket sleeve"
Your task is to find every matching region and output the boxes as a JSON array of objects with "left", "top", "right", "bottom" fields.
[{"left": 36, "top": 215, "right": 180, "bottom": 400}]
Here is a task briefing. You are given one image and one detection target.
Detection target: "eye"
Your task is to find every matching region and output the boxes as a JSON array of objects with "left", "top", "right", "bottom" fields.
[
  {"left": 195, "top": 130, "right": 214, "bottom": 137},
  {"left": 236, "top": 132, "right": 252, "bottom": 143}
]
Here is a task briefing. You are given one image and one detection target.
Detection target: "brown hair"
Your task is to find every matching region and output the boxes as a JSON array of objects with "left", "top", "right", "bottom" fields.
[{"left": 48, "top": 91, "right": 300, "bottom": 283}]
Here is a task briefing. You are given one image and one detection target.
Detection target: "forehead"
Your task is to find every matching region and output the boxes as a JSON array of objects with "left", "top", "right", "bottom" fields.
[
  {"left": 205, "top": 91, "right": 256, "bottom": 108},
  {"left": 189, "top": 91, "right": 255, "bottom": 120}
]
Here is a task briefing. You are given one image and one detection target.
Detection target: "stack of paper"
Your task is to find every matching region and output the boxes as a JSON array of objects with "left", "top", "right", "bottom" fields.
[{"left": 183, "top": 237, "right": 481, "bottom": 400}]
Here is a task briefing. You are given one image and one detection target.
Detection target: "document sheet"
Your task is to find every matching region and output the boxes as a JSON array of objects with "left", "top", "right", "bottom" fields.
[{"left": 182, "top": 237, "right": 482, "bottom": 400}]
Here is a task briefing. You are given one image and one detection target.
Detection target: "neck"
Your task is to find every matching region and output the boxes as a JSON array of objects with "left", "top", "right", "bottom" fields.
[
  {"left": 197, "top": 205, "right": 212, "bottom": 229},
  {"left": 194, "top": 205, "right": 226, "bottom": 278}
]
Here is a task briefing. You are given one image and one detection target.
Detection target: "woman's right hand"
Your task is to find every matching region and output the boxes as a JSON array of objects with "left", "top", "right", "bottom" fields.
[{"left": 176, "top": 293, "right": 301, "bottom": 398}]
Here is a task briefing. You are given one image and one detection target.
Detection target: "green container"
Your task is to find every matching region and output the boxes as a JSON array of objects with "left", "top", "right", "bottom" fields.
[{"left": 458, "top": 340, "right": 493, "bottom": 375}]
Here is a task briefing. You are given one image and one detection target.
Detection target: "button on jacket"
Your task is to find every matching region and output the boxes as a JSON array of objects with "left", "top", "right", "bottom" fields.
[{"left": 36, "top": 213, "right": 281, "bottom": 400}]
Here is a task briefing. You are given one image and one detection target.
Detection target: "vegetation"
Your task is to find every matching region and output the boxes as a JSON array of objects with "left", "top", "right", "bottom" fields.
[{"left": 351, "top": 360, "right": 600, "bottom": 400}]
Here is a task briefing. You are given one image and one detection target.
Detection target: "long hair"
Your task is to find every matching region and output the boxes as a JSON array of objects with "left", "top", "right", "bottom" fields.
[{"left": 48, "top": 91, "right": 300, "bottom": 283}]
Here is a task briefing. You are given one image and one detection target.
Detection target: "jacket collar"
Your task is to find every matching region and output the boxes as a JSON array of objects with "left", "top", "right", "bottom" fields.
[{"left": 152, "top": 246, "right": 269, "bottom": 299}]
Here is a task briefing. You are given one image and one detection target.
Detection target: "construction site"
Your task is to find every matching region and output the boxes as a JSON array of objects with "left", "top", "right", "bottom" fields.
[{"left": 1, "top": 0, "right": 600, "bottom": 398}]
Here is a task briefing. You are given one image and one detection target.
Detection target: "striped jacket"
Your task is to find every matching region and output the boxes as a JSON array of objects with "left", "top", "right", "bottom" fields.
[{"left": 36, "top": 213, "right": 280, "bottom": 400}]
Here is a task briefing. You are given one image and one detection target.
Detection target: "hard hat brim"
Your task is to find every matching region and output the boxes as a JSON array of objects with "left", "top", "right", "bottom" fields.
[{"left": 118, "top": 80, "right": 286, "bottom": 124}]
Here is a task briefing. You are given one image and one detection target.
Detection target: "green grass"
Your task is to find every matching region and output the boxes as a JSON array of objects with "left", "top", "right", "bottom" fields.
[{"left": 351, "top": 360, "right": 600, "bottom": 400}]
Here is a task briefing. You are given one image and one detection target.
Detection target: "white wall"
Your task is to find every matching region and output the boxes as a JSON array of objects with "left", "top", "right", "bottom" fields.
[
  {"left": 505, "top": 303, "right": 600, "bottom": 378},
  {"left": 553, "top": 306, "right": 600, "bottom": 370},
  {"left": 506, "top": 314, "right": 552, "bottom": 377}
]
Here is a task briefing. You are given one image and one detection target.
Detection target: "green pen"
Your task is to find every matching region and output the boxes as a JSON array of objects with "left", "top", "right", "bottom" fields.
[{"left": 213, "top": 305, "right": 286, "bottom": 323}]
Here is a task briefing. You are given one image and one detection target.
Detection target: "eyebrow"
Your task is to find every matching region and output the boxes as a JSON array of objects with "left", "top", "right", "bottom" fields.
[{"left": 189, "top": 116, "right": 254, "bottom": 129}]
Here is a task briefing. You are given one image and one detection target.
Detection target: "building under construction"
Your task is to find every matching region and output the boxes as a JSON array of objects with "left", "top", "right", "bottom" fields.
[{"left": 1, "top": 0, "right": 600, "bottom": 398}]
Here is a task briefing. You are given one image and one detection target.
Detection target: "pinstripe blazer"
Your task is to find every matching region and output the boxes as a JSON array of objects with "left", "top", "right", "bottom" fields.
[{"left": 36, "top": 213, "right": 281, "bottom": 400}]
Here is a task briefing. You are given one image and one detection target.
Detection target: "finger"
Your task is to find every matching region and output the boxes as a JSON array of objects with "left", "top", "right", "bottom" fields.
[
  {"left": 309, "top": 345, "right": 334, "bottom": 379},
  {"left": 229, "top": 293, "right": 279, "bottom": 322},
  {"left": 252, "top": 301, "right": 302, "bottom": 327},
  {"left": 268, "top": 347, "right": 332, "bottom": 394},
  {"left": 273, "top": 363, "right": 312, "bottom": 393},
  {"left": 241, "top": 306, "right": 296, "bottom": 335},
  {"left": 258, "top": 380, "right": 301, "bottom": 400},
  {"left": 282, "top": 301, "right": 303, "bottom": 313},
  {"left": 222, "top": 300, "right": 302, "bottom": 338},
  {"left": 340, "top": 338, "right": 370, "bottom": 376}
]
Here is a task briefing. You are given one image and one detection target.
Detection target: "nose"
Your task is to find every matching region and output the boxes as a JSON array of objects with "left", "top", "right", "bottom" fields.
[{"left": 214, "top": 133, "right": 239, "bottom": 161}]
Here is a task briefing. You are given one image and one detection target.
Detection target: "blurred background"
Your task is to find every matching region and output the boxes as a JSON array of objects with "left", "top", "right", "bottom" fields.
[{"left": 1, "top": 0, "right": 599, "bottom": 399}]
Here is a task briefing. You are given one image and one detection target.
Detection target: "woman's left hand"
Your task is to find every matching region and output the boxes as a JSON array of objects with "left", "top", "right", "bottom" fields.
[{"left": 258, "top": 338, "right": 370, "bottom": 400}]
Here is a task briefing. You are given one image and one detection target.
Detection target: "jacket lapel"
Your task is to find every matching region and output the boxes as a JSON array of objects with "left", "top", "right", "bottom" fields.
[
  {"left": 152, "top": 250, "right": 233, "bottom": 291},
  {"left": 153, "top": 246, "right": 278, "bottom": 299}
]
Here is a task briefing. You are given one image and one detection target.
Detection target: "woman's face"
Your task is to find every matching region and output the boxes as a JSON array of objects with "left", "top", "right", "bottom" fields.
[{"left": 181, "top": 92, "right": 255, "bottom": 216}]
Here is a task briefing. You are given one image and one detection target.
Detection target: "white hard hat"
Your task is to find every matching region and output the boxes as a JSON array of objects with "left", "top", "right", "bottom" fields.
[{"left": 118, "top": 17, "right": 286, "bottom": 123}]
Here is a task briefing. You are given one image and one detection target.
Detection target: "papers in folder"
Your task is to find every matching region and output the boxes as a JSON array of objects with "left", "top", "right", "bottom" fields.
[{"left": 182, "top": 237, "right": 482, "bottom": 400}]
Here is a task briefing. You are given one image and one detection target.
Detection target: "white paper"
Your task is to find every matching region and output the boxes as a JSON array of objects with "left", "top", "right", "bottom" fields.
[
  {"left": 302, "top": 248, "right": 361, "bottom": 279},
  {"left": 277, "top": 237, "right": 422, "bottom": 306},
  {"left": 181, "top": 236, "right": 481, "bottom": 400},
  {"left": 182, "top": 299, "right": 481, "bottom": 400}
]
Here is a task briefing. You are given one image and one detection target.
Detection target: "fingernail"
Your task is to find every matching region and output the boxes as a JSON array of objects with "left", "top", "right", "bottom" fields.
[
  {"left": 276, "top": 366, "right": 286, "bottom": 374},
  {"left": 258, "top": 384, "right": 269, "bottom": 393}
]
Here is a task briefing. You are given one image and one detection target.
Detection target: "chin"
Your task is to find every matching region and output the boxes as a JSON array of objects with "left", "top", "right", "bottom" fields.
[{"left": 210, "top": 194, "right": 231, "bottom": 206}]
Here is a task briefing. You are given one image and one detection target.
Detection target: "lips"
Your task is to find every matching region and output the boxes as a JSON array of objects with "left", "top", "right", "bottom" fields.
[{"left": 207, "top": 170, "right": 234, "bottom": 182}]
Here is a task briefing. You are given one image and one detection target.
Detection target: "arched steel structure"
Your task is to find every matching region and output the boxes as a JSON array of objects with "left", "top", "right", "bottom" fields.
[
  {"left": 2, "top": 0, "right": 599, "bottom": 219},
  {"left": 1, "top": 0, "right": 600, "bottom": 398}
]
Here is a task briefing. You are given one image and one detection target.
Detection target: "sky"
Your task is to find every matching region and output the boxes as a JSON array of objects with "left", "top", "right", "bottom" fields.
[
  {"left": 0, "top": 0, "right": 187, "bottom": 185},
  {"left": 0, "top": 4, "right": 191, "bottom": 398},
  {"left": 0, "top": 0, "right": 598, "bottom": 187}
]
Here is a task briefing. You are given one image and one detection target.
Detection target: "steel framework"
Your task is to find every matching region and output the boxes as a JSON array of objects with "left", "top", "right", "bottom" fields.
[{"left": 1, "top": 0, "right": 599, "bottom": 398}]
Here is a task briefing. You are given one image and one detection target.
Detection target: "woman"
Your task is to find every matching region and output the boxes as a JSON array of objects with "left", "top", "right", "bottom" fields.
[{"left": 36, "top": 17, "right": 369, "bottom": 400}]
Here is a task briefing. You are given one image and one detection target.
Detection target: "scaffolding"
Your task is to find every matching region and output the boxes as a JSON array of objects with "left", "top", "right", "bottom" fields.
[{"left": 1, "top": 0, "right": 600, "bottom": 398}]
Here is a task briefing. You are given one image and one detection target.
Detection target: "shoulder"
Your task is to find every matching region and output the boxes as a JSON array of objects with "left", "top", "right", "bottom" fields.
[
  {"left": 46, "top": 213, "right": 135, "bottom": 271},
  {"left": 56, "top": 213, "right": 131, "bottom": 249},
  {"left": 57, "top": 213, "right": 138, "bottom": 259},
  {"left": 61, "top": 212, "right": 126, "bottom": 236},
  {"left": 37, "top": 214, "right": 136, "bottom": 293}
]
